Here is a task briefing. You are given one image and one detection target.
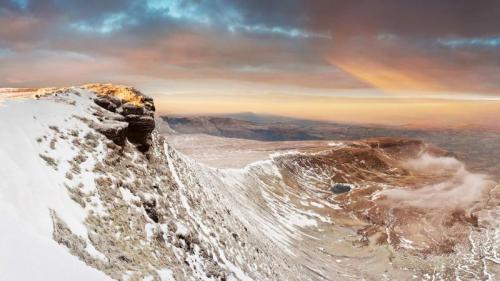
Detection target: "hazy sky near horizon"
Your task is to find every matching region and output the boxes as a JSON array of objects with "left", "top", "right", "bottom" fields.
[{"left": 1, "top": 0, "right": 500, "bottom": 126}]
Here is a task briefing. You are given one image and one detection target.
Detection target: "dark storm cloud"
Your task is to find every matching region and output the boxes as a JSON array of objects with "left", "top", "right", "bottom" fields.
[{"left": 1, "top": 0, "right": 500, "bottom": 94}]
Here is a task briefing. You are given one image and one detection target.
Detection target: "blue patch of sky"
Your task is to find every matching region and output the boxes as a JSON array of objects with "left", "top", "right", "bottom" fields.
[
  {"left": 70, "top": 12, "right": 133, "bottom": 34},
  {"left": 228, "top": 23, "right": 330, "bottom": 39},
  {"left": 68, "top": 0, "right": 327, "bottom": 39},
  {"left": 0, "top": 48, "right": 14, "bottom": 57},
  {"left": 146, "top": 0, "right": 211, "bottom": 24},
  {"left": 146, "top": 0, "right": 328, "bottom": 39},
  {"left": 437, "top": 36, "right": 500, "bottom": 48},
  {"left": 10, "top": 0, "right": 28, "bottom": 9}
]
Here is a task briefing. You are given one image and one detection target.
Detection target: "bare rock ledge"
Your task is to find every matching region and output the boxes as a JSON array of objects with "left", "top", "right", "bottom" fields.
[{"left": 83, "top": 83, "right": 155, "bottom": 152}]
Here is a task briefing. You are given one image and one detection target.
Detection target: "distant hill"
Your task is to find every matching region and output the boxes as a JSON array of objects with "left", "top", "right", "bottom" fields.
[
  {"left": 161, "top": 116, "right": 321, "bottom": 141},
  {"left": 160, "top": 113, "right": 500, "bottom": 178}
]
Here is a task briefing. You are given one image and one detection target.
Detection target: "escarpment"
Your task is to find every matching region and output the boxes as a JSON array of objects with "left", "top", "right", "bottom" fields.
[{"left": 84, "top": 84, "right": 156, "bottom": 152}]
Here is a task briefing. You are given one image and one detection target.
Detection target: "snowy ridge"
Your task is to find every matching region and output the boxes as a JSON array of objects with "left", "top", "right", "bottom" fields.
[{"left": 0, "top": 87, "right": 312, "bottom": 281}]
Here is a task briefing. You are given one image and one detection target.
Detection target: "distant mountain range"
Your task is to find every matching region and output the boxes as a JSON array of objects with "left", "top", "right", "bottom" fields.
[
  {"left": 161, "top": 115, "right": 321, "bottom": 141},
  {"left": 161, "top": 113, "right": 500, "bottom": 178}
]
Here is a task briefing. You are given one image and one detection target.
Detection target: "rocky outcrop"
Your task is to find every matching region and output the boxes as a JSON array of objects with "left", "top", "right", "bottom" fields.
[
  {"left": 119, "top": 103, "right": 155, "bottom": 151},
  {"left": 92, "top": 119, "right": 128, "bottom": 145},
  {"left": 84, "top": 84, "right": 155, "bottom": 152}
]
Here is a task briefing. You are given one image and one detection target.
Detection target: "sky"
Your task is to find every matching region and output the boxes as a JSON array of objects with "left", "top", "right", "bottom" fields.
[{"left": 1, "top": 0, "right": 500, "bottom": 127}]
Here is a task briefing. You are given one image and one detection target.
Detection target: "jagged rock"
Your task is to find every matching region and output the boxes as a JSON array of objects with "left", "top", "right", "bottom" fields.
[
  {"left": 84, "top": 84, "right": 156, "bottom": 151},
  {"left": 94, "top": 96, "right": 122, "bottom": 112},
  {"left": 120, "top": 103, "right": 145, "bottom": 116}
]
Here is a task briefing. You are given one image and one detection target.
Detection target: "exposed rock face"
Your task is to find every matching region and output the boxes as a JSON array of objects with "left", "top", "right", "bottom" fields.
[
  {"left": 92, "top": 119, "right": 128, "bottom": 145},
  {"left": 83, "top": 84, "right": 155, "bottom": 151}
]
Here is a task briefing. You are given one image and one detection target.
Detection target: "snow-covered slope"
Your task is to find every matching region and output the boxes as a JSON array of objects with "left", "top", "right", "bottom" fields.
[
  {"left": 0, "top": 85, "right": 498, "bottom": 281},
  {"left": 0, "top": 90, "right": 112, "bottom": 280},
  {"left": 0, "top": 86, "right": 310, "bottom": 281}
]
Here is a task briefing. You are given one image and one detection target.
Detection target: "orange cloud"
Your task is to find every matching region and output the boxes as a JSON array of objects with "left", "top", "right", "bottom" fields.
[{"left": 332, "top": 59, "right": 446, "bottom": 93}]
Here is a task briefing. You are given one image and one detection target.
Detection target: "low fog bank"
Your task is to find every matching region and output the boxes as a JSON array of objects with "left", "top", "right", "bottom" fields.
[{"left": 381, "top": 153, "right": 495, "bottom": 209}]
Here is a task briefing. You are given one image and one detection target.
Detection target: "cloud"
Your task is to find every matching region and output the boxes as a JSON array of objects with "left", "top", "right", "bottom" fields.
[
  {"left": 380, "top": 153, "right": 494, "bottom": 209},
  {"left": 303, "top": 0, "right": 500, "bottom": 38},
  {"left": 1, "top": 0, "right": 500, "bottom": 95},
  {"left": 437, "top": 36, "right": 500, "bottom": 48},
  {"left": 0, "top": 49, "right": 124, "bottom": 86},
  {"left": 326, "top": 33, "right": 500, "bottom": 94}
]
